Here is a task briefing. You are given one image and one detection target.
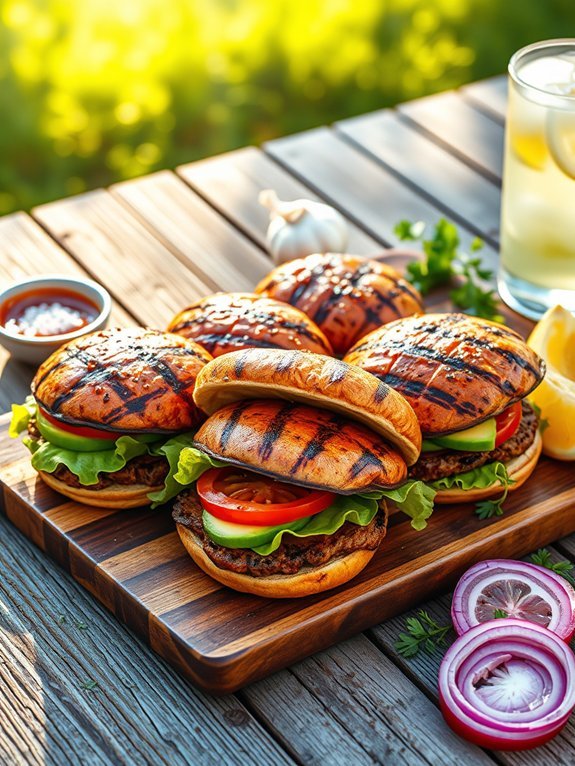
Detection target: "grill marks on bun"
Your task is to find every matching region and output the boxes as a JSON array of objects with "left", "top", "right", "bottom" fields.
[
  {"left": 344, "top": 313, "right": 545, "bottom": 436},
  {"left": 193, "top": 348, "right": 422, "bottom": 465},
  {"left": 32, "top": 328, "right": 213, "bottom": 433},
  {"left": 194, "top": 399, "right": 407, "bottom": 493},
  {"left": 254, "top": 253, "right": 423, "bottom": 355},
  {"left": 167, "top": 292, "right": 333, "bottom": 358}
]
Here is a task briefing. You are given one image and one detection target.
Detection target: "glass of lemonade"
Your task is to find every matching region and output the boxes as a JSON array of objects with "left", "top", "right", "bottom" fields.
[{"left": 499, "top": 40, "right": 575, "bottom": 319}]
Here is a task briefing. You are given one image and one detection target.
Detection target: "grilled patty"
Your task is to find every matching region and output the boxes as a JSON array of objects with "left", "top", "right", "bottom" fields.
[
  {"left": 173, "top": 490, "right": 387, "bottom": 577},
  {"left": 49, "top": 454, "right": 169, "bottom": 490},
  {"left": 408, "top": 401, "right": 538, "bottom": 482},
  {"left": 27, "top": 418, "right": 169, "bottom": 490}
]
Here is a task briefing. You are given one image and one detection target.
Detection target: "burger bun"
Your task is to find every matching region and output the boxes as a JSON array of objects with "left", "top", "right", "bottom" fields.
[{"left": 433, "top": 431, "right": 542, "bottom": 504}]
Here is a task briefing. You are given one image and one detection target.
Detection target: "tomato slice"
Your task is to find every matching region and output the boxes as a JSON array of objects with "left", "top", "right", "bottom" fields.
[
  {"left": 39, "top": 407, "right": 118, "bottom": 440},
  {"left": 196, "top": 467, "right": 336, "bottom": 526},
  {"left": 494, "top": 402, "right": 522, "bottom": 448}
]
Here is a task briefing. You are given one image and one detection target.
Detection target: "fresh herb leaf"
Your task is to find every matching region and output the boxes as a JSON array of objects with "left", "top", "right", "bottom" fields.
[
  {"left": 529, "top": 402, "right": 550, "bottom": 434},
  {"left": 396, "top": 218, "right": 503, "bottom": 322},
  {"left": 493, "top": 608, "right": 508, "bottom": 619},
  {"left": 470, "top": 237, "right": 484, "bottom": 252},
  {"left": 475, "top": 498, "right": 505, "bottom": 519},
  {"left": 76, "top": 621, "right": 88, "bottom": 631},
  {"left": 474, "top": 463, "right": 513, "bottom": 519},
  {"left": 395, "top": 610, "right": 452, "bottom": 658},
  {"left": 531, "top": 548, "right": 575, "bottom": 587},
  {"left": 80, "top": 679, "right": 99, "bottom": 691},
  {"left": 57, "top": 614, "right": 67, "bottom": 624},
  {"left": 394, "top": 219, "right": 426, "bottom": 241}
]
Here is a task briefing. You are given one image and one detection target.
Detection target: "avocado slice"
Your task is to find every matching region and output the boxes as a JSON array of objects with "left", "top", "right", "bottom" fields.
[
  {"left": 36, "top": 411, "right": 160, "bottom": 453},
  {"left": 36, "top": 411, "right": 117, "bottom": 452},
  {"left": 421, "top": 439, "right": 444, "bottom": 453},
  {"left": 203, "top": 510, "right": 311, "bottom": 549},
  {"left": 431, "top": 418, "right": 496, "bottom": 452}
]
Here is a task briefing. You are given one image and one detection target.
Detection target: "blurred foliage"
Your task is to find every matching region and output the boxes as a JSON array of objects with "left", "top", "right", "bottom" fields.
[{"left": 0, "top": 0, "right": 572, "bottom": 214}]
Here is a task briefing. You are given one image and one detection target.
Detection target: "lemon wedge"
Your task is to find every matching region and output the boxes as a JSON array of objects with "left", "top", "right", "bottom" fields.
[
  {"left": 512, "top": 130, "right": 548, "bottom": 171},
  {"left": 528, "top": 305, "right": 575, "bottom": 460},
  {"left": 547, "top": 111, "right": 575, "bottom": 180}
]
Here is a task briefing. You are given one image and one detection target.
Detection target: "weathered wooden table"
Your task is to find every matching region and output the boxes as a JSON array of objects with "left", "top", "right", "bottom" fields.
[{"left": 1, "top": 75, "right": 575, "bottom": 765}]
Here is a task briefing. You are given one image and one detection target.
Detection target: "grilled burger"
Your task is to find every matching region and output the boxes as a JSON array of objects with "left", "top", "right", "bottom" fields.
[
  {"left": 254, "top": 253, "right": 423, "bottom": 356},
  {"left": 167, "top": 292, "right": 333, "bottom": 358},
  {"left": 344, "top": 313, "right": 546, "bottom": 504},
  {"left": 171, "top": 349, "right": 435, "bottom": 598},
  {"left": 10, "top": 327, "right": 212, "bottom": 508}
]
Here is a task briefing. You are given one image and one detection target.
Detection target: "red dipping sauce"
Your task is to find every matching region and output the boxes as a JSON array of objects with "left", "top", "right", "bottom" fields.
[{"left": 0, "top": 287, "right": 99, "bottom": 338}]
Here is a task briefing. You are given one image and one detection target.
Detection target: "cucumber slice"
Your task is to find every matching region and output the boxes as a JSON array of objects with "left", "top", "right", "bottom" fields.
[
  {"left": 203, "top": 510, "right": 311, "bottom": 549},
  {"left": 432, "top": 418, "right": 496, "bottom": 452}
]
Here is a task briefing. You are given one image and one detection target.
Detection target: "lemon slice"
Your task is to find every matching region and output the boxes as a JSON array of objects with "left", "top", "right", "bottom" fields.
[
  {"left": 512, "top": 131, "right": 548, "bottom": 171},
  {"left": 546, "top": 111, "right": 575, "bottom": 179},
  {"left": 528, "top": 305, "right": 575, "bottom": 460}
]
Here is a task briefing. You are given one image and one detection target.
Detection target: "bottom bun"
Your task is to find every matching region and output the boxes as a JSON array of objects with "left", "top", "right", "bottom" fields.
[
  {"left": 177, "top": 524, "right": 378, "bottom": 598},
  {"left": 39, "top": 471, "right": 162, "bottom": 509},
  {"left": 433, "top": 431, "right": 543, "bottom": 505}
]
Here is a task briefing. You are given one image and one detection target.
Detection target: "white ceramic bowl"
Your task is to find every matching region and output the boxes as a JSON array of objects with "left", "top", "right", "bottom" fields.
[{"left": 0, "top": 275, "right": 112, "bottom": 365}]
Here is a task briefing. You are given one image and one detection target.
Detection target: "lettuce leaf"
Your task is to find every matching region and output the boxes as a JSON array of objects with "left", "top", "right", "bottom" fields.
[
  {"left": 10, "top": 397, "right": 218, "bottom": 503},
  {"left": 30, "top": 436, "right": 153, "bottom": 485},
  {"left": 9, "top": 396, "right": 36, "bottom": 438},
  {"left": 430, "top": 461, "right": 514, "bottom": 492},
  {"left": 9, "top": 399, "right": 436, "bottom": 530},
  {"left": 360, "top": 479, "right": 436, "bottom": 531},
  {"left": 252, "top": 495, "right": 378, "bottom": 555},
  {"left": 148, "top": 443, "right": 225, "bottom": 507}
]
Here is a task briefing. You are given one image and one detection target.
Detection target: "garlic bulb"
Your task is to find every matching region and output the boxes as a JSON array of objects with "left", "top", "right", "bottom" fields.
[{"left": 259, "top": 189, "right": 348, "bottom": 264}]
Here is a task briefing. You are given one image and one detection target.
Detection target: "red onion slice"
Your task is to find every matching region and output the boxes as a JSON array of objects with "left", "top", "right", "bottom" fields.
[
  {"left": 439, "top": 619, "right": 575, "bottom": 750},
  {"left": 451, "top": 559, "right": 575, "bottom": 640}
]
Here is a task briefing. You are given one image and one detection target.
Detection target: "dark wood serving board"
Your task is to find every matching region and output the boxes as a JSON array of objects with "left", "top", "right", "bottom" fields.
[{"left": 1, "top": 401, "right": 574, "bottom": 694}]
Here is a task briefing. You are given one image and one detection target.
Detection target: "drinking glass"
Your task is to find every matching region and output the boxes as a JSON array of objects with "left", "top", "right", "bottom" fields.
[{"left": 499, "top": 39, "right": 575, "bottom": 319}]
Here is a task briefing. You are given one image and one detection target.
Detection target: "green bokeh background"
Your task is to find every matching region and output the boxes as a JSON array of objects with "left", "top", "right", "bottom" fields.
[{"left": 0, "top": 0, "right": 572, "bottom": 215}]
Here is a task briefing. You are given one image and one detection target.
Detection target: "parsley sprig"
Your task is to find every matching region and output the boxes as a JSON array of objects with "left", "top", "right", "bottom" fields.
[
  {"left": 394, "top": 219, "right": 503, "bottom": 323},
  {"left": 493, "top": 608, "right": 508, "bottom": 619},
  {"left": 474, "top": 464, "right": 515, "bottom": 520},
  {"left": 395, "top": 610, "right": 452, "bottom": 658},
  {"left": 531, "top": 548, "right": 575, "bottom": 587}
]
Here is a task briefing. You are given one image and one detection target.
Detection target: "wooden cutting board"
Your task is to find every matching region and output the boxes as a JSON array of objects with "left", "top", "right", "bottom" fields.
[{"left": 1, "top": 403, "right": 574, "bottom": 694}]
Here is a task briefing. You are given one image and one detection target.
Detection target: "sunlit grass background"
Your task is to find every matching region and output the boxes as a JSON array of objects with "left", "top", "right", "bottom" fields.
[{"left": 0, "top": 0, "right": 571, "bottom": 215}]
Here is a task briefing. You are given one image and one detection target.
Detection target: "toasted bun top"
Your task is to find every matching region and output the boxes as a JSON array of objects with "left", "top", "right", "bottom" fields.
[
  {"left": 32, "top": 327, "right": 212, "bottom": 433},
  {"left": 167, "top": 292, "right": 333, "bottom": 358},
  {"left": 344, "top": 313, "right": 546, "bottom": 436},
  {"left": 194, "top": 399, "right": 407, "bottom": 493},
  {"left": 254, "top": 253, "right": 423, "bottom": 355},
  {"left": 193, "top": 348, "right": 421, "bottom": 465}
]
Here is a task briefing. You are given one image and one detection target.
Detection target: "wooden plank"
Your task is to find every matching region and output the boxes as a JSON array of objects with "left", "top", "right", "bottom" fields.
[
  {"left": 0, "top": 512, "right": 294, "bottom": 766},
  {"left": 398, "top": 91, "right": 505, "bottom": 181},
  {"left": 0, "top": 213, "right": 134, "bottom": 413},
  {"left": 370, "top": 546, "right": 575, "bottom": 766},
  {"left": 177, "top": 146, "right": 380, "bottom": 256},
  {"left": 244, "top": 637, "right": 493, "bottom": 765},
  {"left": 3, "top": 389, "right": 575, "bottom": 693},
  {"left": 462, "top": 76, "right": 508, "bottom": 122},
  {"left": 112, "top": 170, "right": 272, "bottom": 292},
  {"left": 33, "top": 191, "right": 213, "bottom": 329},
  {"left": 335, "top": 110, "right": 501, "bottom": 244},
  {"left": 264, "top": 127, "right": 500, "bottom": 264}
]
